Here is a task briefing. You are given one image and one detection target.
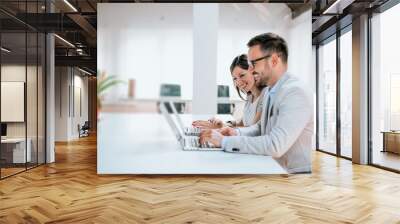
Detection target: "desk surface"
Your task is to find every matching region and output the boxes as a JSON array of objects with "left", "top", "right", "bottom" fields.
[
  {"left": 1, "top": 138, "right": 27, "bottom": 143},
  {"left": 381, "top": 131, "right": 400, "bottom": 134},
  {"left": 103, "top": 97, "right": 243, "bottom": 105},
  {"left": 97, "top": 113, "right": 286, "bottom": 174}
]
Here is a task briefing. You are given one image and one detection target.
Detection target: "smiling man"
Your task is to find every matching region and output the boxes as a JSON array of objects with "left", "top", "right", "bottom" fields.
[{"left": 199, "top": 33, "right": 314, "bottom": 174}]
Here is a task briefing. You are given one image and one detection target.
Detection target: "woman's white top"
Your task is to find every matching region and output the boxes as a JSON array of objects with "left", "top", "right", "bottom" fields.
[{"left": 241, "top": 88, "right": 266, "bottom": 126}]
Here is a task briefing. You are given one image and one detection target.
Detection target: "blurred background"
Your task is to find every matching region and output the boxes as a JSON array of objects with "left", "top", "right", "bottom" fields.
[{"left": 97, "top": 3, "right": 312, "bottom": 117}]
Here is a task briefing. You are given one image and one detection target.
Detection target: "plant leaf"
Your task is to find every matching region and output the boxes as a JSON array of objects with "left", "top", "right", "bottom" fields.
[
  {"left": 98, "top": 79, "right": 125, "bottom": 95},
  {"left": 98, "top": 76, "right": 119, "bottom": 90}
]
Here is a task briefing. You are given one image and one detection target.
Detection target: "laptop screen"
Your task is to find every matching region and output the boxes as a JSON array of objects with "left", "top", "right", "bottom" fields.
[
  {"left": 168, "top": 101, "right": 186, "bottom": 130},
  {"left": 160, "top": 102, "right": 183, "bottom": 140}
]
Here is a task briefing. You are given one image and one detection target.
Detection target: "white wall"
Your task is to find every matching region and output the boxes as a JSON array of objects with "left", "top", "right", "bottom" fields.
[
  {"left": 98, "top": 3, "right": 312, "bottom": 105},
  {"left": 98, "top": 3, "right": 193, "bottom": 101},
  {"left": 55, "top": 67, "right": 70, "bottom": 141},
  {"left": 72, "top": 74, "right": 89, "bottom": 137},
  {"left": 55, "top": 67, "right": 89, "bottom": 141},
  {"left": 288, "top": 9, "right": 313, "bottom": 88},
  {"left": 192, "top": 4, "right": 219, "bottom": 114}
]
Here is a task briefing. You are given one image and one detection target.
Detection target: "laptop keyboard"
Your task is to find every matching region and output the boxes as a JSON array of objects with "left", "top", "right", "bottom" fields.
[
  {"left": 183, "top": 136, "right": 214, "bottom": 150},
  {"left": 184, "top": 127, "right": 202, "bottom": 136}
]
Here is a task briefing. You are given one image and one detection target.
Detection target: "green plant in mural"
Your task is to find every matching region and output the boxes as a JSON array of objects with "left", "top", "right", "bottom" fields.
[{"left": 97, "top": 71, "right": 125, "bottom": 109}]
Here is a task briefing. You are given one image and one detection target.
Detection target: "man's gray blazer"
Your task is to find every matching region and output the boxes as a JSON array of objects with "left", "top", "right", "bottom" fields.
[{"left": 223, "top": 74, "right": 314, "bottom": 173}]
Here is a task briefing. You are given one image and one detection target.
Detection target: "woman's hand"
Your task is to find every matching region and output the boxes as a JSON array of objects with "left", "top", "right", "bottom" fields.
[
  {"left": 192, "top": 118, "right": 223, "bottom": 129},
  {"left": 192, "top": 120, "right": 213, "bottom": 128},
  {"left": 208, "top": 118, "right": 224, "bottom": 128}
]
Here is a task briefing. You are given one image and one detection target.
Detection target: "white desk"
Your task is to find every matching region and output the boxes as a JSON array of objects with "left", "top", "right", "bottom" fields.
[
  {"left": 1, "top": 138, "right": 31, "bottom": 163},
  {"left": 98, "top": 113, "right": 286, "bottom": 174},
  {"left": 103, "top": 97, "right": 243, "bottom": 105}
]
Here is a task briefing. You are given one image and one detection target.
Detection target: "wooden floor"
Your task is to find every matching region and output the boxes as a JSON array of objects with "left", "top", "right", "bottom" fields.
[
  {"left": 1, "top": 167, "right": 26, "bottom": 178},
  {"left": 1, "top": 163, "right": 45, "bottom": 178},
  {"left": 1, "top": 135, "right": 400, "bottom": 223}
]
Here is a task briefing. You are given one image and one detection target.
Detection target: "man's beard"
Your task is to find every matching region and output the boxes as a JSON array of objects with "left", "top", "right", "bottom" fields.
[
  {"left": 261, "top": 74, "right": 269, "bottom": 86},
  {"left": 254, "top": 71, "right": 269, "bottom": 87}
]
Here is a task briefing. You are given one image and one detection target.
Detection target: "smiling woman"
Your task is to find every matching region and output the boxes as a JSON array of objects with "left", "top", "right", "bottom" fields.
[
  {"left": 230, "top": 54, "right": 251, "bottom": 100},
  {"left": 192, "top": 54, "right": 266, "bottom": 129}
]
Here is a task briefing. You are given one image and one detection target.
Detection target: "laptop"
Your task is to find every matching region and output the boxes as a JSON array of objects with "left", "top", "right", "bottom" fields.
[
  {"left": 167, "top": 101, "right": 201, "bottom": 136},
  {"left": 160, "top": 102, "right": 222, "bottom": 151}
]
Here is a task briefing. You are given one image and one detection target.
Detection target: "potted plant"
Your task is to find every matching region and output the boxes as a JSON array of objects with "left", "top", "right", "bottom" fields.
[{"left": 97, "top": 71, "right": 125, "bottom": 118}]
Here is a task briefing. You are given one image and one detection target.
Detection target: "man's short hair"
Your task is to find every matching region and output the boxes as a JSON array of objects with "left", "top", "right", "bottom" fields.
[{"left": 247, "top": 33, "right": 288, "bottom": 63}]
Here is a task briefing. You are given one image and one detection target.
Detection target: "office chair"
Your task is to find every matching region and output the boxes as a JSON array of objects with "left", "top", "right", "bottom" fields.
[
  {"left": 79, "top": 121, "right": 90, "bottom": 138},
  {"left": 159, "top": 84, "right": 185, "bottom": 113},
  {"left": 217, "top": 85, "right": 233, "bottom": 114}
]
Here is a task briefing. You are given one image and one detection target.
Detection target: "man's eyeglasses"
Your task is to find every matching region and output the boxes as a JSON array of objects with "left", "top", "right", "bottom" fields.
[{"left": 248, "top": 54, "right": 272, "bottom": 67}]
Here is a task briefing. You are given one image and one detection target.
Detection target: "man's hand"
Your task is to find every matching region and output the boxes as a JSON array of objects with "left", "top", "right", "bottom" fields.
[
  {"left": 199, "top": 129, "right": 224, "bottom": 148},
  {"left": 218, "top": 127, "right": 238, "bottom": 136}
]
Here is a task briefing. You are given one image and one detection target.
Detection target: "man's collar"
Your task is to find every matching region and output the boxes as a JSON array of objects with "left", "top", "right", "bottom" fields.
[{"left": 269, "top": 73, "right": 288, "bottom": 94}]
